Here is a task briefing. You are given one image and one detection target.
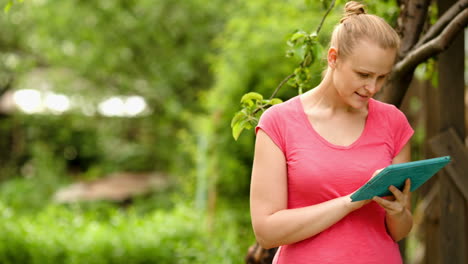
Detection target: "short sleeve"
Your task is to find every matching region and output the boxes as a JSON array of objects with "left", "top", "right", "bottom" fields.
[
  {"left": 255, "top": 105, "right": 286, "bottom": 153},
  {"left": 390, "top": 105, "right": 414, "bottom": 157}
]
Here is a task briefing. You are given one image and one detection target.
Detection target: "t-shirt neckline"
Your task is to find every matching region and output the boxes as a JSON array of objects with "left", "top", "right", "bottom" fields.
[{"left": 295, "top": 95, "right": 373, "bottom": 150}]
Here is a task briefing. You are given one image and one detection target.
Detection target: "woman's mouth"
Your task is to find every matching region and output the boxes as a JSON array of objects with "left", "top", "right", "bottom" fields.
[{"left": 355, "top": 92, "right": 369, "bottom": 99}]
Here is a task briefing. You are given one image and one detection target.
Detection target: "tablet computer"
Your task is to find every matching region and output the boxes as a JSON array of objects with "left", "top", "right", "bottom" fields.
[{"left": 351, "top": 156, "right": 451, "bottom": 202}]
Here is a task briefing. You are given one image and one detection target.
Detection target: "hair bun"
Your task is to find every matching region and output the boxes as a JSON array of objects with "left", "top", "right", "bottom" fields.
[{"left": 341, "top": 1, "right": 366, "bottom": 23}]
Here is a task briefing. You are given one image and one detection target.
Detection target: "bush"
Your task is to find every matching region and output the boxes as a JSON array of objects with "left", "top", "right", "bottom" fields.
[{"left": 0, "top": 201, "right": 253, "bottom": 264}]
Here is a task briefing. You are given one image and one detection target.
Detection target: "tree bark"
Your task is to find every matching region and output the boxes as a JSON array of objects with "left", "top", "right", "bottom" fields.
[
  {"left": 396, "top": 0, "right": 431, "bottom": 58},
  {"left": 415, "top": 0, "right": 468, "bottom": 48},
  {"left": 381, "top": 0, "right": 468, "bottom": 107},
  {"left": 433, "top": 0, "right": 467, "bottom": 262}
]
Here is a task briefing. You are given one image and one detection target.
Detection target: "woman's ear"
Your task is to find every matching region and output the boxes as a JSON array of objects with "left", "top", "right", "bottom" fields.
[{"left": 327, "top": 47, "right": 338, "bottom": 69}]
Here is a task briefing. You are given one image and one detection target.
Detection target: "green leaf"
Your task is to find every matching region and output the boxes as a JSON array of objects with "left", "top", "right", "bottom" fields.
[
  {"left": 270, "top": 98, "right": 283, "bottom": 105},
  {"left": 311, "top": 42, "right": 324, "bottom": 63},
  {"left": 232, "top": 119, "right": 248, "bottom": 141},
  {"left": 244, "top": 121, "right": 253, "bottom": 130},
  {"left": 293, "top": 44, "right": 307, "bottom": 60},
  {"left": 241, "top": 92, "right": 263, "bottom": 104},
  {"left": 285, "top": 50, "right": 294, "bottom": 58},
  {"left": 303, "top": 53, "right": 313, "bottom": 67},
  {"left": 231, "top": 111, "right": 247, "bottom": 128},
  {"left": 4, "top": 1, "right": 12, "bottom": 13},
  {"left": 287, "top": 77, "right": 297, "bottom": 87},
  {"left": 290, "top": 31, "right": 307, "bottom": 42}
]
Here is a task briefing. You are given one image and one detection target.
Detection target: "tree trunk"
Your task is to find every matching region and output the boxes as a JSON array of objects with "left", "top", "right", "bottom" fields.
[{"left": 427, "top": 1, "right": 467, "bottom": 264}]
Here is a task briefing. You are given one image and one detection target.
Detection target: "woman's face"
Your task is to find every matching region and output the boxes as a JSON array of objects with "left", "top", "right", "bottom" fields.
[{"left": 330, "top": 40, "right": 396, "bottom": 109}]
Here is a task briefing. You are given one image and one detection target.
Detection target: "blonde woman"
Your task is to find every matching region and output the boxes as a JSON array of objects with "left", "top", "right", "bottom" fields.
[{"left": 250, "top": 2, "right": 413, "bottom": 263}]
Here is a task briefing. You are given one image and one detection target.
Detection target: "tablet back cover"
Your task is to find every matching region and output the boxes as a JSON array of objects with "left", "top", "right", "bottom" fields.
[{"left": 351, "top": 156, "right": 451, "bottom": 202}]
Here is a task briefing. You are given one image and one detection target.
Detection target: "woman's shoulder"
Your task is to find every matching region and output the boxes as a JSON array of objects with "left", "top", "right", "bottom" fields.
[
  {"left": 255, "top": 96, "right": 300, "bottom": 150},
  {"left": 370, "top": 98, "right": 403, "bottom": 116},
  {"left": 370, "top": 98, "right": 409, "bottom": 124},
  {"left": 256, "top": 95, "right": 300, "bottom": 134},
  {"left": 371, "top": 98, "right": 397, "bottom": 111},
  {"left": 262, "top": 95, "right": 299, "bottom": 117}
]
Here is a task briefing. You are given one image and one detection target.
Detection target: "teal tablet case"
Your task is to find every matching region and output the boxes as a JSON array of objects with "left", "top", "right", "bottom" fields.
[{"left": 351, "top": 156, "right": 451, "bottom": 202}]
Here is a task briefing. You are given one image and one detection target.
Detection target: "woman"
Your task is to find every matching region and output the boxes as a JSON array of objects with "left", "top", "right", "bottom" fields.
[{"left": 250, "top": 1, "right": 414, "bottom": 263}]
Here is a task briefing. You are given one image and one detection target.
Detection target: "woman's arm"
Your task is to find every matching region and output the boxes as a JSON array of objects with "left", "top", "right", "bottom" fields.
[
  {"left": 250, "top": 129, "right": 370, "bottom": 249},
  {"left": 373, "top": 142, "right": 413, "bottom": 242}
]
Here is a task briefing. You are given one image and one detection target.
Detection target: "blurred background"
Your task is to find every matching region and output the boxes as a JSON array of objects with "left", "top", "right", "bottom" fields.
[{"left": 0, "top": 0, "right": 465, "bottom": 263}]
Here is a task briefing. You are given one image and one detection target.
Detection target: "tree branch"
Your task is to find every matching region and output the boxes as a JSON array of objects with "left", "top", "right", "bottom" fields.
[
  {"left": 397, "top": 0, "right": 431, "bottom": 58},
  {"left": 269, "top": 73, "right": 295, "bottom": 100},
  {"left": 382, "top": 7, "right": 468, "bottom": 106},
  {"left": 414, "top": 0, "right": 467, "bottom": 48},
  {"left": 316, "top": 0, "right": 336, "bottom": 35},
  {"left": 264, "top": 0, "right": 336, "bottom": 103},
  {"left": 393, "top": 8, "right": 468, "bottom": 80}
]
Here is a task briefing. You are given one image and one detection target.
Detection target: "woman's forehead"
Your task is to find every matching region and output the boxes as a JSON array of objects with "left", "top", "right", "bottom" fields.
[{"left": 345, "top": 41, "right": 396, "bottom": 73}]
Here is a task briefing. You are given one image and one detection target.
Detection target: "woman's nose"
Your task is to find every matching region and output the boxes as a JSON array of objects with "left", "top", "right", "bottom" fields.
[{"left": 365, "top": 79, "right": 378, "bottom": 94}]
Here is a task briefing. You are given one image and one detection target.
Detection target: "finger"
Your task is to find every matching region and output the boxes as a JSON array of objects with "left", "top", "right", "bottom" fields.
[
  {"left": 388, "top": 185, "right": 404, "bottom": 202},
  {"left": 372, "top": 196, "right": 395, "bottom": 209},
  {"left": 373, "top": 196, "right": 401, "bottom": 213},
  {"left": 403, "top": 178, "right": 412, "bottom": 210},
  {"left": 403, "top": 178, "right": 411, "bottom": 194}
]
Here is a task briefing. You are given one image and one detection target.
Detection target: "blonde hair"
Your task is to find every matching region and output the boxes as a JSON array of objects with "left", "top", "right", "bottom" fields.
[{"left": 330, "top": 1, "right": 400, "bottom": 59}]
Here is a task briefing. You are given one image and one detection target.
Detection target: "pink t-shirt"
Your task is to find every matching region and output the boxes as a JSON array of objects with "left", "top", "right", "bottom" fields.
[{"left": 255, "top": 96, "right": 414, "bottom": 264}]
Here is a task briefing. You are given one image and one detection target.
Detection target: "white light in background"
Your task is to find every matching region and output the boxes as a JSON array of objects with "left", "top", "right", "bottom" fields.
[
  {"left": 12, "top": 90, "right": 147, "bottom": 117},
  {"left": 45, "top": 93, "right": 70, "bottom": 113},
  {"left": 124, "top": 96, "right": 146, "bottom": 116},
  {"left": 98, "top": 96, "right": 147, "bottom": 117},
  {"left": 98, "top": 97, "right": 125, "bottom": 117},
  {"left": 13, "top": 89, "right": 43, "bottom": 114}
]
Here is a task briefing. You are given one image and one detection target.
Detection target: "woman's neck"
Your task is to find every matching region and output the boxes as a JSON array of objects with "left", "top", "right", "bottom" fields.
[{"left": 301, "top": 70, "right": 362, "bottom": 115}]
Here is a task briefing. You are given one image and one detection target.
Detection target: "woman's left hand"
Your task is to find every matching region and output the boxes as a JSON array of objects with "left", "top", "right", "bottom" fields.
[{"left": 372, "top": 178, "right": 411, "bottom": 216}]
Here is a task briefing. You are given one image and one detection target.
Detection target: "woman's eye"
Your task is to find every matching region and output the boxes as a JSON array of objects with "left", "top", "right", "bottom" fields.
[{"left": 358, "top": 73, "right": 369, "bottom": 78}]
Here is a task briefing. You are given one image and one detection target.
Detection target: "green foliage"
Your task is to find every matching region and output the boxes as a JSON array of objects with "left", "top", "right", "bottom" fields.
[
  {"left": 0, "top": 201, "right": 253, "bottom": 264},
  {"left": 414, "top": 58, "right": 438, "bottom": 87},
  {"left": 228, "top": 21, "right": 326, "bottom": 142},
  {"left": 3, "top": 114, "right": 130, "bottom": 178},
  {"left": 218, "top": 0, "right": 402, "bottom": 201},
  {"left": 229, "top": 0, "right": 399, "bottom": 140},
  {"left": 3, "top": 0, "right": 22, "bottom": 13},
  {"left": 286, "top": 32, "right": 324, "bottom": 93},
  {"left": 0, "top": 0, "right": 233, "bottom": 184},
  {"left": 2, "top": 0, "right": 228, "bottom": 102},
  {"left": 0, "top": 137, "right": 67, "bottom": 212},
  {"left": 198, "top": 0, "right": 340, "bottom": 200},
  {"left": 231, "top": 92, "right": 283, "bottom": 140},
  {"left": 229, "top": 1, "right": 334, "bottom": 141},
  {"left": 365, "top": 0, "right": 399, "bottom": 27}
]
